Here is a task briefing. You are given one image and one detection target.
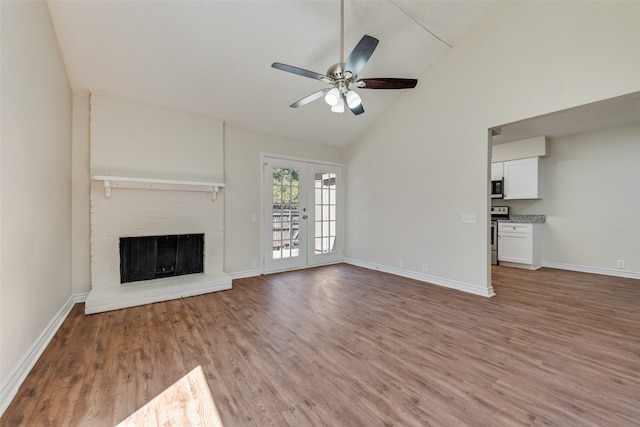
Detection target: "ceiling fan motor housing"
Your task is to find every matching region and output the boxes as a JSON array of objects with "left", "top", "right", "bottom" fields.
[{"left": 327, "top": 63, "right": 354, "bottom": 93}]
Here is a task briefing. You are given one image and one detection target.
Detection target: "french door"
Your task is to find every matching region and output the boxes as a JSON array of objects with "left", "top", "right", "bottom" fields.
[{"left": 263, "top": 156, "right": 343, "bottom": 273}]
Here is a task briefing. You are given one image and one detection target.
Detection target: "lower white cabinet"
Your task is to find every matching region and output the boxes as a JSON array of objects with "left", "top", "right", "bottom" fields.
[{"left": 498, "top": 222, "right": 542, "bottom": 270}]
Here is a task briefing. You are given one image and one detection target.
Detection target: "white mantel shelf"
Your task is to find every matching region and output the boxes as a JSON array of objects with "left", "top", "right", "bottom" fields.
[{"left": 91, "top": 175, "right": 225, "bottom": 200}]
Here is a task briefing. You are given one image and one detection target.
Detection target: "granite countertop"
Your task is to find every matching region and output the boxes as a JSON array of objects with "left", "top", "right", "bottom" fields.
[{"left": 498, "top": 214, "right": 546, "bottom": 224}]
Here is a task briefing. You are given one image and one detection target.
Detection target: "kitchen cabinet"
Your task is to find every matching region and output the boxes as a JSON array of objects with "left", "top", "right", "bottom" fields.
[
  {"left": 491, "top": 162, "right": 504, "bottom": 180},
  {"left": 503, "top": 157, "right": 542, "bottom": 199},
  {"left": 498, "top": 222, "right": 542, "bottom": 270}
]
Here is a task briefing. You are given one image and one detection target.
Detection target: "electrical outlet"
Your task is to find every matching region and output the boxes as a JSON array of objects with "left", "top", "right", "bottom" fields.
[
  {"left": 617, "top": 260, "right": 625, "bottom": 269},
  {"left": 421, "top": 263, "right": 428, "bottom": 273},
  {"left": 399, "top": 259, "right": 404, "bottom": 268},
  {"left": 251, "top": 259, "right": 257, "bottom": 268},
  {"left": 251, "top": 213, "right": 257, "bottom": 223}
]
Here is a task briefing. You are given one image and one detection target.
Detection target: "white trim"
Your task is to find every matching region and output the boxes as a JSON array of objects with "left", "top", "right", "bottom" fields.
[
  {"left": 228, "top": 269, "right": 262, "bottom": 280},
  {"left": 73, "top": 292, "right": 89, "bottom": 303},
  {"left": 262, "top": 260, "right": 343, "bottom": 275},
  {"left": 498, "top": 261, "right": 540, "bottom": 270},
  {"left": 229, "top": 262, "right": 345, "bottom": 280},
  {"left": 0, "top": 295, "right": 76, "bottom": 416},
  {"left": 542, "top": 261, "right": 640, "bottom": 280},
  {"left": 345, "top": 258, "right": 495, "bottom": 297}
]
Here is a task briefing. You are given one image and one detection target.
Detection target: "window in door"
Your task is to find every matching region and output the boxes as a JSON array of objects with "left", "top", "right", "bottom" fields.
[
  {"left": 272, "top": 167, "right": 301, "bottom": 260},
  {"left": 314, "top": 172, "right": 337, "bottom": 254}
]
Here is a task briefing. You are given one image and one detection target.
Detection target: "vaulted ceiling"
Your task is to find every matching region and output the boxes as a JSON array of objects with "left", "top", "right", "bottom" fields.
[{"left": 47, "top": 0, "right": 498, "bottom": 146}]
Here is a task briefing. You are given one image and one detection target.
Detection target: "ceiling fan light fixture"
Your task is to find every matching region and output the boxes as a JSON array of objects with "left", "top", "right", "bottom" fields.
[
  {"left": 331, "top": 98, "right": 345, "bottom": 113},
  {"left": 325, "top": 87, "right": 341, "bottom": 106},
  {"left": 346, "top": 90, "right": 362, "bottom": 108}
]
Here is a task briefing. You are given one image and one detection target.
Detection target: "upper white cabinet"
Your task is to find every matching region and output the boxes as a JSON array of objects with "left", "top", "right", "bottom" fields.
[
  {"left": 503, "top": 157, "right": 542, "bottom": 200},
  {"left": 491, "top": 162, "right": 504, "bottom": 180}
]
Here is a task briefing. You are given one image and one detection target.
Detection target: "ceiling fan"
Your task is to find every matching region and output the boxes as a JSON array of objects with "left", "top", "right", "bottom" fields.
[{"left": 271, "top": 0, "right": 418, "bottom": 115}]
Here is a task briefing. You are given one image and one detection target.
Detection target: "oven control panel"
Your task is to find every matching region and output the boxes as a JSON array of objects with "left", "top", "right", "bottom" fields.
[{"left": 491, "top": 206, "right": 509, "bottom": 220}]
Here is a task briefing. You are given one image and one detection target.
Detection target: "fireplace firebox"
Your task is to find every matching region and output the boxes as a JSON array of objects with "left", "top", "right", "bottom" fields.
[{"left": 119, "top": 234, "right": 204, "bottom": 284}]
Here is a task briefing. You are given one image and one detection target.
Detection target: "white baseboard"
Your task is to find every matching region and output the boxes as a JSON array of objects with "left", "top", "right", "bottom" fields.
[
  {"left": 498, "top": 261, "right": 540, "bottom": 270},
  {"left": 0, "top": 294, "right": 77, "bottom": 416},
  {"left": 542, "top": 261, "right": 640, "bottom": 280},
  {"left": 73, "top": 292, "right": 89, "bottom": 303},
  {"left": 344, "top": 258, "right": 494, "bottom": 297},
  {"left": 228, "top": 261, "right": 344, "bottom": 280},
  {"left": 228, "top": 269, "right": 261, "bottom": 280}
]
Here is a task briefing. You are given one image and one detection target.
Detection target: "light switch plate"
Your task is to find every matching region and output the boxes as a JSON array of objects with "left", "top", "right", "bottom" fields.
[{"left": 462, "top": 213, "right": 476, "bottom": 224}]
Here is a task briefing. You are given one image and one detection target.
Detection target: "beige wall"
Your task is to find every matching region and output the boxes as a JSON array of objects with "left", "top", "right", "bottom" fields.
[
  {"left": 224, "top": 126, "right": 342, "bottom": 275},
  {"left": 344, "top": 1, "right": 640, "bottom": 291},
  {"left": 71, "top": 93, "right": 91, "bottom": 294},
  {"left": 0, "top": 0, "right": 72, "bottom": 393}
]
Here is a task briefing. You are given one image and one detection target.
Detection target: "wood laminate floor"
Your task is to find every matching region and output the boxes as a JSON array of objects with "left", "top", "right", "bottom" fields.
[{"left": 2, "top": 264, "right": 639, "bottom": 426}]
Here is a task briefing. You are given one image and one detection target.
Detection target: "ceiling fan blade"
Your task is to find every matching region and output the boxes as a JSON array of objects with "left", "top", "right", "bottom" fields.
[
  {"left": 272, "top": 62, "right": 331, "bottom": 82},
  {"left": 344, "top": 35, "right": 379, "bottom": 77},
  {"left": 343, "top": 94, "right": 364, "bottom": 116},
  {"left": 358, "top": 78, "right": 418, "bottom": 89},
  {"left": 290, "top": 88, "right": 331, "bottom": 108}
]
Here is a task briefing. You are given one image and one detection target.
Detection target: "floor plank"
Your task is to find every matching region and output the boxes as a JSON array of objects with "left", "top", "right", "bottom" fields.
[{"left": 2, "top": 264, "right": 639, "bottom": 426}]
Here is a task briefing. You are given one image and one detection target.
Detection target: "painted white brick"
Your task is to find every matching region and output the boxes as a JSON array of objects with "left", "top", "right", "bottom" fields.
[{"left": 89, "top": 95, "right": 225, "bottom": 292}]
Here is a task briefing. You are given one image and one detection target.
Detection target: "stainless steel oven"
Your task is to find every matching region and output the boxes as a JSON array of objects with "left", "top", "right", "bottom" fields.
[
  {"left": 491, "top": 221, "right": 498, "bottom": 265},
  {"left": 490, "top": 206, "right": 509, "bottom": 265}
]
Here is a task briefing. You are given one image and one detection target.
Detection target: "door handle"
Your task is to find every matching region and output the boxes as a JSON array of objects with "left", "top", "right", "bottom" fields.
[{"left": 303, "top": 215, "right": 308, "bottom": 219}]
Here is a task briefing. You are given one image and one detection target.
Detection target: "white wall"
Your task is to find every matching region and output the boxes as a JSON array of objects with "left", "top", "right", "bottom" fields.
[
  {"left": 505, "top": 122, "right": 640, "bottom": 276},
  {"left": 0, "top": 0, "right": 72, "bottom": 404},
  {"left": 224, "top": 126, "right": 342, "bottom": 276},
  {"left": 344, "top": 1, "right": 640, "bottom": 292}
]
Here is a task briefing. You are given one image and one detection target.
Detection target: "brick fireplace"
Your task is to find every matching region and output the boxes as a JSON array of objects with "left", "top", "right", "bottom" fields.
[{"left": 84, "top": 94, "right": 231, "bottom": 314}]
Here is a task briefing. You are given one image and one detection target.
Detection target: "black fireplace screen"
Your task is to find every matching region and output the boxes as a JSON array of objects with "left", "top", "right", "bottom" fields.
[{"left": 119, "top": 234, "right": 204, "bottom": 284}]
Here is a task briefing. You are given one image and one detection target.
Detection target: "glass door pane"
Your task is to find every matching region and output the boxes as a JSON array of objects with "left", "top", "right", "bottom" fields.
[
  {"left": 314, "top": 172, "right": 337, "bottom": 254},
  {"left": 263, "top": 159, "right": 307, "bottom": 273},
  {"left": 308, "top": 165, "right": 342, "bottom": 266},
  {"left": 272, "top": 167, "right": 300, "bottom": 260}
]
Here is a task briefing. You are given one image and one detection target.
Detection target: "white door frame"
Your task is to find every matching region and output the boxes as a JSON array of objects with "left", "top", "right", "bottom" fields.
[{"left": 260, "top": 153, "right": 344, "bottom": 274}]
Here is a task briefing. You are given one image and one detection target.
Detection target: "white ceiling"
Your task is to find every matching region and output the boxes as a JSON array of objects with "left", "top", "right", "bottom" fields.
[{"left": 47, "top": 0, "right": 498, "bottom": 147}]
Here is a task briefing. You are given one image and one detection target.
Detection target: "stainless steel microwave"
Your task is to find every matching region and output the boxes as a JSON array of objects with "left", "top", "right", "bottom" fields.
[{"left": 491, "top": 179, "right": 504, "bottom": 198}]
